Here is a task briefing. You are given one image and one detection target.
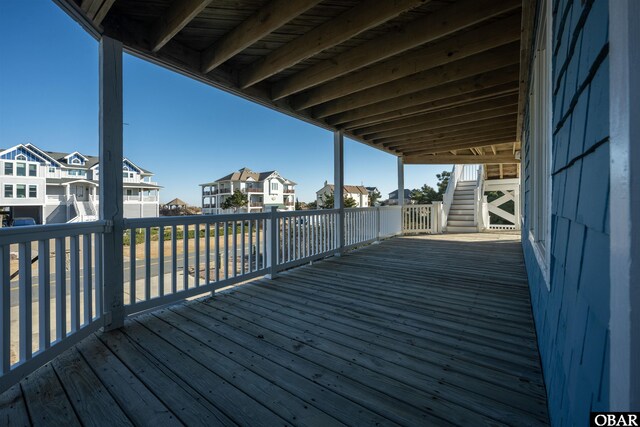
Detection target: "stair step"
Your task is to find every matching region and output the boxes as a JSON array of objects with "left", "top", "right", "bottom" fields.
[
  {"left": 448, "top": 214, "right": 474, "bottom": 221},
  {"left": 446, "top": 225, "right": 478, "bottom": 233},
  {"left": 451, "top": 201, "right": 474, "bottom": 207},
  {"left": 455, "top": 190, "right": 475, "bottom": 196},
  {"left": 448, "top": 220, "right": 476, "bottom": 226},
  {"left": 454, "top": 195, "right": 475, "bottom": 201},
  {"left": 449, "top": 208, "right": 473, "bottom": 215},
  {"left": 457, "top": 181, "right": 477, "bottom": 187}
]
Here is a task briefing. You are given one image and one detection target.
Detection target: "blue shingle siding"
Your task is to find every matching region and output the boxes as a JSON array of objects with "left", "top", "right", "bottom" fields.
[{"left": 522, "top": 0, "right": 610, "bottom": 425}]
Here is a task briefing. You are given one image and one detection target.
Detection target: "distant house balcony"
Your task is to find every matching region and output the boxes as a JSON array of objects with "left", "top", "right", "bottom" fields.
[
  {"left": 249, "top": 201, "right": 263, "bottom": 207},
  {"left": 245, "top": 187, "right": 263, "bottom": 193},
  {"left": 283, "top": 187, "right": 295, "bottom": 194}
]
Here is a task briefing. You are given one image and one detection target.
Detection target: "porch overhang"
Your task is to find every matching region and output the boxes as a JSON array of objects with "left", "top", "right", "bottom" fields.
[{"left": 54, "top": 0, "right": 534, "bottom": 167}]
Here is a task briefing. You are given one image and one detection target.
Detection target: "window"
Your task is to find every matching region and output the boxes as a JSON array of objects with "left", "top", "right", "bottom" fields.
[
  {"left": 28, "top": 164, "right": 37, "bottom": 177},
  {"left": 271, "top": 182, "right": 278, "bottom": 191},
  {"left": 71, "top": 158, "right": 81, "bottom": 164},
  {"left": 16, "top": 154, "right": 26, "bottom": 160},
  {"left": 16, "top": 184, "right": 26, "bottom": 198},
  {"left": 48, "top": 167, "right": 56, "bottom": 173},
  {"left": 28, "top": 185, "right": 37, "bottom": 198},
  {"left": 4, "top": 163, "right": 13, "bottom": 176},
  {"left": 528, "top": 0, "right": 553, "bottom": 287},
  {"left": 4, "top": 184, "right": 13, "bottom": 198},
  {"left": 126, "top": 189, "right": 132, "bottom": 196},
  {"left": 16, "top": 163, "right": 26, "bottom": 176}
]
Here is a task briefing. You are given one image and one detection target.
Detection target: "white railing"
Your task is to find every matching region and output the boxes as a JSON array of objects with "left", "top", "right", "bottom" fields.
[
  {"left": 0, "top": 221, "right": 108, "bottom": 390},
  {"left": 344, "top": 207, "right": 378, "bottom": 248},
  {"left": 276, "top": 209, "right": 339, "bottom": 269},
  {"left": 402, "top": 203, "right": 442, "bottom": 234},
  {"left": 0, "top": 205, "right": 422, "bottom": 393},
  {"left": 460, "top": 164, "right": 480, "bottom": 181}
]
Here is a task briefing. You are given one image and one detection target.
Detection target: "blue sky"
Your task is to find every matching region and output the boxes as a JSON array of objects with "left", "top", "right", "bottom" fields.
[{"left": 0, "top": 0, "right": 450, "bottom": 205}]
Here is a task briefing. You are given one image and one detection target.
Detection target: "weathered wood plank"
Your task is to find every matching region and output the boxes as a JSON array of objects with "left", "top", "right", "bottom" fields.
[
  {"left": 51, "top": 348, "right": 132, "bottom": 427},
  {"left": 98, "top": 330, "right": 235, "bottom": 426},
  {"left": 0, "top": 385, "right": 29, "bottom": 427},
  {"left": 150, "top": 0, "right": 214, "bottom": 52},
  {"left": 76, "top": 336, "right": 181, "bottom": 427},
  {"left": 21, "top": 364, "right": 81, "bottom": 426}
]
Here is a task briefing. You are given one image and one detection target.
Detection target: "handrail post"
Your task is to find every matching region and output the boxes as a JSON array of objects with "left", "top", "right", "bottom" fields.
[
  {"left": 99, "top": 36, "right": 124, "bottom": 330},
  {"left": 334, "top": 131, "right": 345, "bottom": 256},
  {"left": 374, "top": 207, "right": 381, "bottom": 243},
  {"left": 432, "top": 201, "right": 443, "bottom": 233},
  {"left": 265, "top": 206, "right": 278, "bottom": 279}
]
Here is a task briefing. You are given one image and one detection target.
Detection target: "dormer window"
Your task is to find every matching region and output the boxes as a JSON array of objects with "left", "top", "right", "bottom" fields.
[
  {"left": 271, "top": 182, "right": 278, "bottom": 191},
  {"left": 71, "top": 158, "right": 81, "bottom": 164},
  {"left": 16, "top": 154, "right": 26, "bottom": 161}
]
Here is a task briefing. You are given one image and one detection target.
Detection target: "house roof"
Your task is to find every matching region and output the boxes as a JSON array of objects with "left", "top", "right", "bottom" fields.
[
  {"left": 201, "top": 167, "right": 296, "bottom": 185},
  {"left": 54, "top": 0, "right": 527, "bottom": 167},
  {"left": 388, "top": 189, "right": 413, "bottom": 199},
  {"left": 320, "top": 184, "right": 369, "bottom": 195},
  {"left": 165, "top": 198, "right": 187, "bottom": 206},
  {"left": 0, "top": 144, "right": 153, "bottom": 174}
]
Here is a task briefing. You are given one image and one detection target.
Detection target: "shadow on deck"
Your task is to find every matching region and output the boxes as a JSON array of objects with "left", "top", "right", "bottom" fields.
[{"left": 0, "top": 233, "right": 549, "bottom": 426}]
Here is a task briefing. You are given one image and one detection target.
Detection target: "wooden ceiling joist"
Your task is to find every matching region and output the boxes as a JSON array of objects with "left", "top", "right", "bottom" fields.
[
  {"left": 404, "top": 154, "right": 520, "bottom": 164},
  {"left": 200, "top": 0, "right": 322, "bottom": 74},
  {"left": 354, "top": 93, "right": 519, "bottom": 136},
  {"left": 375, "top": 116, "right": 518, "bottom": 145},
  {"left": 291, "top": 13, "right": 521, "bottom": 110},
  {"left": 313, "top": 41, "right": 521, "bottom": 119},
  {"left": 363, "top": 107, "right": 518, "bottom": 141},
  {"left": 340, "top": 82, "right": 519, "bottom": 130},
  {"left": 60, "top": 0, "right": 525, "bottom": 163},
  {"left": 398, "top": 136, "right": 518, "bottom": 155},
  {"left": 150, "top": 0, "right": 213, "bottom": 53},
  {"left": 326, "top": 64, "right": 520, "bottom": 125},
  {"left": 385, "top": 127, "right": 517, "bottom": 150},
  {"left": 238, "top": 0, "right": 429, "bottom": 89},
  {"left": 270, "top": 0, "right": 521, "bottom": 101},
  {"left": 381, "top": 123, "right": 517, "bottom": 147}
]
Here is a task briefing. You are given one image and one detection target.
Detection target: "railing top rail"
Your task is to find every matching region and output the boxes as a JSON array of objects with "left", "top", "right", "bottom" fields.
[
  {"left": 123, "top": 211, "right": 269, "bottom": 227},
  {"left": 0, "top": 220, "right": 110, "bottom": 245},
  {"left": 274, "top": 208, "right": 339, "bottom": 218},
  {"left": 345, "top": 207, "right": 376, "bottom": 212}
]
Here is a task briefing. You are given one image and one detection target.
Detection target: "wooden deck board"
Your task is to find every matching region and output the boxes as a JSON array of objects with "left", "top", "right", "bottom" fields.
[{"left": 0, "top": 233, "right": 550, "bottom": 426}]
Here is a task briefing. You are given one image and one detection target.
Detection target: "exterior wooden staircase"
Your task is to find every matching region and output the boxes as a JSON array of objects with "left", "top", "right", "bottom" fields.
[{"left": 447, "top": 180, "right": 479, "bottom": 232}]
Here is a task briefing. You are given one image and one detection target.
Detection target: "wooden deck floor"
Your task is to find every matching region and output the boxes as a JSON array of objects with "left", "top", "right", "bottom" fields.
[{"left": 0, "top": 233, "right": 549, "bottom": 426}]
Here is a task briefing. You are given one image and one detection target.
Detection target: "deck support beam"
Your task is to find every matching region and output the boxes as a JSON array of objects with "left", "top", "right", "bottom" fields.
[
  {"left": 334, "top": 131, "right": 344, "bottom": 256},
  {"left": 99, "top": 36, "right": 124, "bottom": 331},
  {"left": 609, "top": 0, "right": 640, "bottom": 410},
  {"left": 397, "top": 157, "right": 405, "bottom": 207}
]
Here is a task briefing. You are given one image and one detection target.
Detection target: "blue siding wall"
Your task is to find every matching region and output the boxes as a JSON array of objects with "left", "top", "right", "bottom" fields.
[{"left": 522, "top": 0, "right": 609, "bottom": 425}]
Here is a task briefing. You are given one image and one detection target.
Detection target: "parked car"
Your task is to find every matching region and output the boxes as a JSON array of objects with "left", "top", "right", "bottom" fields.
[{"left": 10, "top": 217, "right": 36, "bottom": 227}]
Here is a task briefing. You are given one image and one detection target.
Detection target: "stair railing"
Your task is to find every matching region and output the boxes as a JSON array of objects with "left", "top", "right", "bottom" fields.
[
  {"left": 442, "top": 164, "right": 463, "bottom": 230},
  {"left": 474, "top": 165, "right": 487, "bottom": 231}
]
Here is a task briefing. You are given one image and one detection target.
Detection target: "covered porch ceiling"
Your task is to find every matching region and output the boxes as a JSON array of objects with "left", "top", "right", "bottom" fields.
[{"left": 56, "top": 0, "right": 534, "bottom": 170}]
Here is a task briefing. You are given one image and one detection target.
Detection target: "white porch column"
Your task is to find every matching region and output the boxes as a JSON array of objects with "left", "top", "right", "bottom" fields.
[
  {"left": 397, "top": 156, "right": 405, "bottom": 207},
  {"left": 334, "top": 131, "right": 344, "bottom": 255},
  {"left": 610, "top": 0, "right": 640, "bottom": 410},
  {"left": 99, "top": 36, "right": 124, "bottom": 331},
  {"left": 65, "top": 184, "right": 70, "bottom": 220}
]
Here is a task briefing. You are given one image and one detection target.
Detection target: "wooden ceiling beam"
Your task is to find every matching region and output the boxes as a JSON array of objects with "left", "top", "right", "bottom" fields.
[
  {"left": 239, "top": 0, "right": 429, "bottom": 89},
  {"left": 375, "top": 116, "right": 518, "bottom": 145},
  {"left": 395, "top": 136, "right": 518, "bottom": 155},
  {"left": 81, "top": 0, "right": 115, "bottom": 25},
  {"left": 326, "top": 64, "right": 519, "bottom": 125},
  {"left": 403, "top": 154, "right": 519, "bottom": 164},
  {"left": 200, "top": 0, "right": 321, "bottom": 74},
  {"left": 313, "top": 41, "right": 521, "bottom": 118},
  {"left": 150, "top": 0, "right": 213, "bottom": 53},
  {"left": 354, "top": 94, "right": 519, "bottom": 136},
  {"left": 363, "top": 106, "right": 518, "bottom": 140},
  {"left": 385, "top": 127, "right": 517, "bottom": 150},
  {"left": 291, "top": 13, "right": 521, "bottom": 110},
  {"left": 341, "top": 83, "right": 519, "bottom": 130},
  {"left": 270, "top": 0, "right": 521, "bottom": 100}
]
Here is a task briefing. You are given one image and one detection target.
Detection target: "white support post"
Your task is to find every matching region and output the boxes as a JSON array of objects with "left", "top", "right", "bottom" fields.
[
  {"left": 610, "top": 0, "right": 640, "bottom": 410},
  {"left": 432, "top": 201, "right": 443, "bottom": 233},
  {"left": 265, "top": 206, "right": 278, "bottom": 279},
  {"left": 397, "top": 156, "right": 405, "bottom": 207},
  {"left": 99, "top": 36, "right": 124, "bottom": 331},
  {"left": 374, "top": 207, "right": 381, "bottom": 243},
  {"left": 334, "top": 131, "right": 345, "bottom": 256}
]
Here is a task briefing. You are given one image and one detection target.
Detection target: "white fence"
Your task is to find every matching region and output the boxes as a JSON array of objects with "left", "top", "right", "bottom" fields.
[
  {"left": 402, "top": 203, "right": 442, "bottom": 234},
  {"left": 0, "top": 203, "right": 443, "bottom": 392}
]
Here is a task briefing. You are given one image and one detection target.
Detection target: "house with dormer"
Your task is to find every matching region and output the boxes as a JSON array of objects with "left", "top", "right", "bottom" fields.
[
  {"left": 200, "top": 167, "right": 296, "bottom": 214},
  {"left": 0, "top": 143, "right": 160, "bottom": 223}
]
